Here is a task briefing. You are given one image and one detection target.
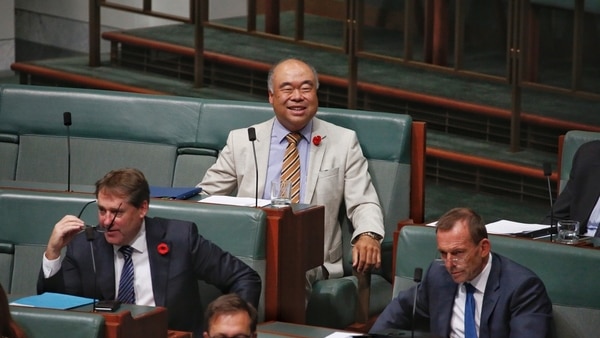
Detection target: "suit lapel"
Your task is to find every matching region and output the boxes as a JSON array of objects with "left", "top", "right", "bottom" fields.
[
  {"left": 95, "top": 238, "right": 117, "bottom": 300},
  {"left": 305, "top": 118, "right": 327, "bottom": 203},
  {"left": 480, "top": 254, "right": 501, "bottom": 338},
  {"left": 145, "top": 217, "right": 170, "bottom": 306},
  {"left": 435, "top": 275, "right": 458, "bottom": 337},
  {"left": 254, "top": 119, "right": 275, "bottom": 199}
]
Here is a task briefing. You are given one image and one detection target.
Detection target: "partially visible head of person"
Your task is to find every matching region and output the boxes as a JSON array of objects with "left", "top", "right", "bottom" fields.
[
  {"left": 435, "top": 207, "right": 491, "bottom": 284},
  {"left": 94, "top": 168, "right": 150, "bottom": 246},
  {"left": 0, "top": 283, "right": 25, "bottom": 338},
  {"left": 203, "top": 293, "right": 258, "bottom": 338},
  {"left": 267, "top": 58, "right": 320, "bottom": 132}
]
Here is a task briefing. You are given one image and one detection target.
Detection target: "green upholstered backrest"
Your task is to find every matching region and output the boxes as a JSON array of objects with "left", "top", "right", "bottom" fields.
[
  {"left": 559, "top": 130, "right": 600, "bottom": 193},
  {"left": 395, "top": 225, "right": 600, "bottom": 309},
  {"left": 0, "top": 84, "right": 413, "bottom": 242},
  {"left": 0, "top": 84, "right": 203, "bottom": 186},
  {"left": 11, "top": 306, "right": 105, "bottom": 338},
  {"left": 395, "top": 225, "right": 600, "bottom": 338},
  {"left": 0, "top": 188, "right": 266, "bottom": 316}
]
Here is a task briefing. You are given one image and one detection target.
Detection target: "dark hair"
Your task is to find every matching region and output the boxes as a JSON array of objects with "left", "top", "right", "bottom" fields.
[
  {"left": 0, "top": 283, "right": 26, "bottom": 338},
  {"left": 95, "top": 168, "right": 150, "bottom": 208},
  {"left": 436, "top": 207, "right": 487, "bottom": 244},
  {"left": 204, "top": 294, "right": 258, "bottom": 333}
]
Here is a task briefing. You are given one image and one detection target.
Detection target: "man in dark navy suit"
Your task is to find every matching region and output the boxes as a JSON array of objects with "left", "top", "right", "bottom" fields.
[
  {"left": 371, "top": 208, "right": 552, "bottom": 338},
  {"left": 38, "top": 168, "right": 261, "bottom": 337}
]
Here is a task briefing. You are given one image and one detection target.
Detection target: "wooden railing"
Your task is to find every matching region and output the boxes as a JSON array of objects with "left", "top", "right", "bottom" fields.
[{"left": 89, "top": 0, "right": 600, "bottom": 151}]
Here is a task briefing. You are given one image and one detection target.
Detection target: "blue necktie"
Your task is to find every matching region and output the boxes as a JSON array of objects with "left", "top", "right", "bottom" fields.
[
  {"left": 465, "top": 283, "right": 477, "bottom": 338},
  {"left": 117, "top": 245, "right": 136, "bottom": 304}
]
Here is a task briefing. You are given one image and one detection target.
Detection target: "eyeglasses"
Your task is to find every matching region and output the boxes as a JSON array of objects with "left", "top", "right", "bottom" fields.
[
  {"left": 435, "top": 241, "right": 481, "bottom": 267},
  {"left": 78, "top": 200, "right": 122, "bottom": 233}
]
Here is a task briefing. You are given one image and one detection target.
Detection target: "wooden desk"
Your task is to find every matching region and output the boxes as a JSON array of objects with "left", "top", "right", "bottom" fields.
[
  {"left": 263, "top": 204, "right": 325, "bottom": 324},
  {"left": 98, "top": 305, "right": 168, "bottom": 338}
]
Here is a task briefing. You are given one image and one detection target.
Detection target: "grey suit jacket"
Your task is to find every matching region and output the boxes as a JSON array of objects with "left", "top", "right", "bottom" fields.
[
  {"left": 371, "top": 253, "right": 553, "bottom": 338},
  {"left": 200, "top": 117, "right": 384, "bottom": 277}
]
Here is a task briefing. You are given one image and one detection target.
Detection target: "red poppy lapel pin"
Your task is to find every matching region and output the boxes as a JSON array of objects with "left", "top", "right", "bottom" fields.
[
  {"left": 157, "top": 242, "right": 170, "bottom": 255},
  {"left": 312, "top": 135, "right": 326, "bottom": 146}
]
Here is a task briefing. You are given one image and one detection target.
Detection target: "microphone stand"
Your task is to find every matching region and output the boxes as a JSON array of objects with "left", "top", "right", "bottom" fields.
[
  {"left": 63, "top": 112, "right": 72, "bottom": 192},
  {"left": 411, "top": 267, "right": 423, "bottom": 338},
  {"left": 247, "top": 128, "right": 258, "bottom": 208},
  {"left": 543, "top": 162, "right": 554, "bottom": 241},
  {"left": 85, "top": 227, "right": 97, "bottom": 312}
]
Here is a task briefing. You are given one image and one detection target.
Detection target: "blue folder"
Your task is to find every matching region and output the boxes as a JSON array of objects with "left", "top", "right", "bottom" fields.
[
  {"left": 10, "top": 292, "right": 94, "bottom": 310},
  {"left": 149, "top": 186, "right": 202, "bottom": 200}
]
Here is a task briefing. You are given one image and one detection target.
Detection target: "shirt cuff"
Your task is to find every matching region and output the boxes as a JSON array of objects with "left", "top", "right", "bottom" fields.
[{"left": 42, "top": 252, "right": 62, "bottom": 279}]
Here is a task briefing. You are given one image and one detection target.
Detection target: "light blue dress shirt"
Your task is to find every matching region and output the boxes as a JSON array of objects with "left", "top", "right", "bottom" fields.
[{"left": 262, "top": 119, "right": 311, "bottom": 201}]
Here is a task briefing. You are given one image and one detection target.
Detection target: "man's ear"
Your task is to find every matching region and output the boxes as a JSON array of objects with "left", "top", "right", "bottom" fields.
[
  {"left": 268, "top": 91, "right": 274, "bottom": 104},
  {"left": 480, "top": 238, "right": 491, "bottom": 256},
  {"left": 203, "top": 332, "right": 210, "bottom": 338},
  {"left": 139, "top": 200, "right": 149, "bottom": 219}
]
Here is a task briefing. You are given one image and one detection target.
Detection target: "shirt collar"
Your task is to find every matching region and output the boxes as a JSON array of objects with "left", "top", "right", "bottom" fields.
[
  {"left": 466, "top": 252, "right": 492, "bottom": 293},
  {"left": 273, "top": 118, "right": 313, "bottom": 144}
]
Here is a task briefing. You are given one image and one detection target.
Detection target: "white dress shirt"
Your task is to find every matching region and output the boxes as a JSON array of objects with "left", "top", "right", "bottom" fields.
[
  {"left": 42, "top": 221, "right": 155, "bottom": 306},
  {"left": 450, "top": 253, "right": 492, "bottom": 338}
]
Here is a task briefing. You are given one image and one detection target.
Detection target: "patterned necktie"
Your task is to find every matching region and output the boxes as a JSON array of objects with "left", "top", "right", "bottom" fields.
[
  {"left": 281, "top": 132, "right": 301, "bottom": 203},
  {"left": 117, "top": 245, "right": 136, "bottom": 304},
  {"left": 464, "top": 283, "right": 477, "bottom": 338}
]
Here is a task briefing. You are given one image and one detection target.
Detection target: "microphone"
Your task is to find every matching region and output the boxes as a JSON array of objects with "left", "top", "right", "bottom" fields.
[
  {"left": 411, "top": 267, "right": 423, "bottom": 338},
  {"left": 543, "top": 162, "right": 555, "bottom": 241},
  {"left": 63, "top": 112, "right": 72, "bottom": 192},
  {"left": 85, "top": 226, "right": 98, "bottom": 312},
  {"left": 247, "top": 127, "right": 259, "bottom": 208}
]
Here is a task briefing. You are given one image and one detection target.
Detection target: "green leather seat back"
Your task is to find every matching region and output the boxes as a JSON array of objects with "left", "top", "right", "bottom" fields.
[
  {"left": 395, "top": 225, "right": 600, "bottom": 308},
  {"left": 11, "top": 306, "right": 105, "bottom": 338},
  {"left": 560, "top": 130, "right": 600, "bottom": 193},
  {"left": 0, "top": 84, "right": 203, "bottom": 185},
  {"left": 0, "top": 188, "right": 267, "bottom": 319}
]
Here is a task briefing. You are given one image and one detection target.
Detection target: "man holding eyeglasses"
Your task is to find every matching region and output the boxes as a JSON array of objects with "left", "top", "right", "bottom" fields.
[
  {"left": 203, "top": 293, "right": 258, "bottom": 338},
  {"left": 371, "top": 207, "right": 552, "bottom": 338},
  {"left": 38, "top": 168, "right": 261, "bottom": 337}
]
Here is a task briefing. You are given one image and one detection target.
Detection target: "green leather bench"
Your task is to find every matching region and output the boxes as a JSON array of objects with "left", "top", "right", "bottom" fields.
[
  {"left": 394, "top": 225, "right": 600, "bottom": 337},
  {"left": 0, "top": 188, "right": 266, "bottom": 319},
  {"left": 10, "top": 306, "right": 105, "bottom": 338},
  {"left": 0, "top": 83, "right": 425, "bottom": 328}
]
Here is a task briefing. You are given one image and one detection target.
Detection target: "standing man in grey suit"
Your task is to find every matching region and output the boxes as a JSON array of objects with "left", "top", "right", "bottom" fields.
[
  {"left": 371, "top": 207, "right": 552, "bottom": 338},
  {"left": 39, "top": 168, "right": 261, "bottom": 337},
  {"left": 198, "top": 58, "right": 384, "bottom": 286}
]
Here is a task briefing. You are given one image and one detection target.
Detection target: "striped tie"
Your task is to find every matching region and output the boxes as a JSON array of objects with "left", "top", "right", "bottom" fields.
[
  {"left": 281, "top": 132, "right": 301, "bottom": 203},
  {"left": 117, "top": 245, "right": 136, "bottom": 304}
]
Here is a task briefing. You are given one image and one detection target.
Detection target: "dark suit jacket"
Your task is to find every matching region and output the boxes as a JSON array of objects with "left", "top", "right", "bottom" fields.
[
  {"left": 38, "top": 217, "right": 262, "bottom": 337},
  {"left": 370, "top": 253, "right": 552, "bottom": 338},
  {"left": 544, "top": 140, "right": 600, "bottom": 234}
]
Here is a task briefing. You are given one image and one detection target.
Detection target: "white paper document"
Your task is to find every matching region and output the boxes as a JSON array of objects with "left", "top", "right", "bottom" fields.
[
  {"left": 485, "top": 220, "right": 549, "bottom": 235},
  {"left": 198, "top": 195, "right": 271, "bottom": 207},
  {"left": 325, "top": 332, "right": 362, "bottom": 338}
]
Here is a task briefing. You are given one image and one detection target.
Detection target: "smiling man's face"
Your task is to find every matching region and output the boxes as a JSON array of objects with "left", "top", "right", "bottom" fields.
[{"left": 268, "top": 59, "right": 319, "bottom": 132}]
